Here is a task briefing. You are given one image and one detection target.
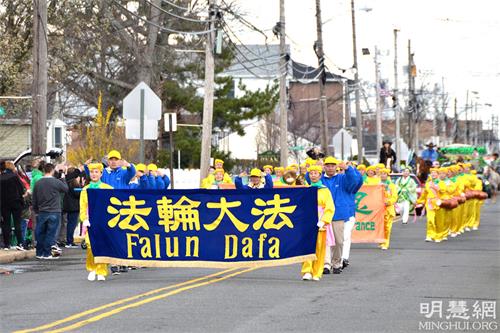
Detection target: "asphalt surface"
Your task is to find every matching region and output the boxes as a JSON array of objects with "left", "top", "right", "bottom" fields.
[{"left": 1, "top": 201, "right": 499, "bottom": 333}]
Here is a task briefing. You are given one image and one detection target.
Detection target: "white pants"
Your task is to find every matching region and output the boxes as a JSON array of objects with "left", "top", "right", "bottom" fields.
[
  {"left": 400, "top": 200, "right": 410, "bottom": 223},
  {"left": 342, "top": 217, "right": 355, "bottom": 260}
]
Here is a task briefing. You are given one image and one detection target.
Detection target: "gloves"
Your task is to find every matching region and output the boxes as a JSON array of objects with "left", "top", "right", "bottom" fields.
[
  {"left": 317, "top": 221, "right": 325, "bottom": 229},
  {"left": 83, "top": 219, "right": 90, "bottom": 227}
]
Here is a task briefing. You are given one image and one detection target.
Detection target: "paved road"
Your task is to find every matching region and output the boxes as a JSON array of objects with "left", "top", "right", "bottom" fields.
[{"left": 1, "top": 201, "right": 499, "bottom": 333}]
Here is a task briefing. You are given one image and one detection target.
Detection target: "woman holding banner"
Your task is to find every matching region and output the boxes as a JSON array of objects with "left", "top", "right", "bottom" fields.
[
  {"left": 378, "top": 169, "right": 397, "bottom": 250},
  {"left": 395, "top": 167, "right": 417, "bottom": 224},
  {"left": 301, "top": 165, "right": 335, "bottom": 281},
  {"left": 80, "top": 163, "right": 113, "bottom": 281}
]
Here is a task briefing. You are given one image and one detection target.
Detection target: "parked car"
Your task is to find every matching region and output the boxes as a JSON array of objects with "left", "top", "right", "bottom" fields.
[{"left": 13, "top": 148, "right": 64, "bottom": 184}]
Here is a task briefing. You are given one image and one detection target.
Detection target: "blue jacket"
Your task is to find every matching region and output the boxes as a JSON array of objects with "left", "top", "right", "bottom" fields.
[
  {"left": 84, "top": 163, "right": 136, "bottom": 189},
  {"left": 348, "top": 170, "right": 364, "bottom": 218},
  {"left": 162, "top": 175, "right": 171, "bottom": 189},
  {"left": 235, "top": 174, "right": 273, "bottom": 189},
  {"left": 321, "top": 166, "right": 362, "bottom": 222},
  {"left": 421, "top": 148, "right": 438, "bottom": 162},
  {"left": 101, "top": 164, "right": 136, "bottom": 189}
]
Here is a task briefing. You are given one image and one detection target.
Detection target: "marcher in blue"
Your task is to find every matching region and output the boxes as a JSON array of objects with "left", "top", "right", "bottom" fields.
[
  {"left": 421, "top": 142, "right": 439, "bottom": 162},
  {"left": 235, "top": 168, "right": 273, "bottom": 189},
  {"left": 320, "top": 157, "right": 362, "bottom": 274},
  {"left": 84, "top": 150, "right": 136, "bottom": 189},
  {"left": 342, "top": 166, "right": 364, "bottom": 269}
]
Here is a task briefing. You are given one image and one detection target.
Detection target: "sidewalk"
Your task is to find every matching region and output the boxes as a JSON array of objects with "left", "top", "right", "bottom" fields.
[{"left": 0, "top": 236, "right": 84, "bottom": 264}]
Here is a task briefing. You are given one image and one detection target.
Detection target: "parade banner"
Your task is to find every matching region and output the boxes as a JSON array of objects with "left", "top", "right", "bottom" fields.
[
  {"left": 87, "top": 188, "right": 319, "bottom": 268},
  {"left": 352, "top": 185, "right": 386, "bottom": 243}
]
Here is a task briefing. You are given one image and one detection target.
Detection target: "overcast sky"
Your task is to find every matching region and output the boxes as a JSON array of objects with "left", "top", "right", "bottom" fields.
[{"left": 229, "top": 0, "right": 500, "bottom": 132}]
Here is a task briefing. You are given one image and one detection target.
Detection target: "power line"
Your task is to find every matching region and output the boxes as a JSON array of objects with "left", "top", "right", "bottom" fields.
[
  {"left": 142, "top": 0, "right": 215, "bottom": 23},
  {"left": 112, "top": 0, "right": 215, "bottom": 35}
]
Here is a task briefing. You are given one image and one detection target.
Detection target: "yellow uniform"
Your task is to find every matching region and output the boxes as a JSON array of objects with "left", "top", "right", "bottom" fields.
[
  {"left": 471, "top": 174, "right": 484, "bottom": 230},
  {"left": 418, "top": 179, "right": 440, "bottom": 241},
  {"left": 201, "top": 173, "right": 232, "bottom": 188},
  {"left": 80, "top": 182, "right": 113, "bottom": 277},
  {"left": 379, "top": 180, "right": 397, "bottom": 249},
  {"left": 449, "top": 175, "right": 464, "bottom": 236},
  {"left": 364, "top": 175, "right": 381, "bottom": 185},
  {"left": 302, "top": 185, "right": 335, "bottom": 280},
  {"left": 435, "top": 178, "right": 456, "bottom": 241},
  {"left": 460, "top": 172, "right": 475, "bottom": 232}
]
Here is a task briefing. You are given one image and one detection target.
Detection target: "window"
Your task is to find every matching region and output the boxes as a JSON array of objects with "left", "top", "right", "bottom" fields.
[{"left": 54, "top": 127, "right": 62, "bottom": 148}]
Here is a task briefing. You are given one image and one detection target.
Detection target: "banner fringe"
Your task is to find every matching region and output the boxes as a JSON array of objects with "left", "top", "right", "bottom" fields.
[{"left": 94, "top": 254, "right": 317, "bottom": 269}]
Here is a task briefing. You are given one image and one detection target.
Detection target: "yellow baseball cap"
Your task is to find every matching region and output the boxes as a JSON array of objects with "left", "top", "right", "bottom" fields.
[
  {"left": 147, "top": 163, "right": 158, "bottom": 171},
  {"left": 215, "top": 159, "right": 224, "bottom": 165},
  {"left": 357, "top": 164, "right": 366, "bottom": 170},
  {"left": 379, "top": 168, "right": 391, "bottom": 174},
  {"left": 308, "top": 165, "right": 323, "bottom": 173},
  {"left": 286, "top": 165, "right": 296, "bottom": 171},
  {"left": 274, "top": 167, "right": 284, "bottom": 173},
  {"left": 88, "top": 163, "right": 103, "bottom": 172},
  {"left": 263, "top": 165, "right": 273, "bottom": 171},
  {"left": 376, "top": 163, "right": 385, "bottom": 169},
  {"left": 305, "top": 158, "right": 314, "bottom": 165},
  {"left": 107, "top": 150, "right": 121, "bottom": 160},
  {"left": 471, "top": 170, "right": 477, "bottom": 175},
  {"left": 324, "top": 156, "right": 340, "bottom": 165},
  {"left": 367, "top": 165, "right": 377, "bottom": 172},
  {"left": 438, "top": 167, "right": 448, "bottom": 173},
  {"left": 214, "top": 168, "right": 225, "bottom": 174},
  {"left": 136, "top": 163, "right": 146, "bottom": 172},
  {"left": 250, "top": 168, "right": 262, "bottom": 177},
  {"left": 430, "top": 167, "right": 439, "bottom": 172}
]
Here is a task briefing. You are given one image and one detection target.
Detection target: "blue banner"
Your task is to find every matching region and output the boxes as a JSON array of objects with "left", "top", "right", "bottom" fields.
[{"left": 87, "top": 188, "right": 318, "bottom": 268}]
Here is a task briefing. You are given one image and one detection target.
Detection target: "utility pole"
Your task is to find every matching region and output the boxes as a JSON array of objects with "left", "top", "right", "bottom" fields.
[
  {"left": 407, "top": 39, "right": 414, "bottom": 149},
  {"left": 453, "top": 97, "right": 458, "bottom": 143},
  {"left": 315, "top": 0, "right": 330, "bottom": 155},
  {"left": 374, "top": 45, "right": 382, "bottom": 151},
  {"left": 351, "top": 0, "right": 363, "bottom": 163},
  {"left": 200, "top": 0, "right": 216, "bottom": 182},
  {"left": 465, "top": 89, "right": 469, "bottom": 144},
  {"left": 393, "top": 29, "right": 401, "bottom": 162},
  {"left": 279, "top": 0, "right": 288, "bottom": 166},
  {"left": 32, "top": 0, "right": 48, "bottom": 156}
]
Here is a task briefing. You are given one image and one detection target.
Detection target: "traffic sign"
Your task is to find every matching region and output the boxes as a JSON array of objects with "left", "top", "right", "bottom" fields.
[
  {"left": 164, "top": 113, "right": 177, "bottom": 132},
  {"left": 123, "top": 82, "right": 161, "bottom": 120},
  {"left": 125, "top": 119, "right": 158, "bottom": 140}
]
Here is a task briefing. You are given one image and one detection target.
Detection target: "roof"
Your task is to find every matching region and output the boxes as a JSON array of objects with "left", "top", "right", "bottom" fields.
[{"left": 291, "top": 60, "right": 353, "bottom": 83}]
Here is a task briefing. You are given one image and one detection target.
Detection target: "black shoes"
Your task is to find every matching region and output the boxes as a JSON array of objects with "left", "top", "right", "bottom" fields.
[
  {"left": 342, "top": 259, "right": 349, "bottom": 269},
  {"left": 332, "top": 268, "right": 342, "bottom": 274},
  {"left": 323, "top": 267, "right": 331, "bottom": 275}
]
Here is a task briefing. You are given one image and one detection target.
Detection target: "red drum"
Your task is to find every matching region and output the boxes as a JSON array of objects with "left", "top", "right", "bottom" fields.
[
  {"left": 455, "top": 196, "right": 466, "bottom": 204},
  {"left": 465, "top": 191, "right": 475, "bottom": 200},
  {"left": 477, "top": 192, "right": 488, "bottom": 200},
  {"left": 439, "top": 198, "right": 458, "bottom": 209}
]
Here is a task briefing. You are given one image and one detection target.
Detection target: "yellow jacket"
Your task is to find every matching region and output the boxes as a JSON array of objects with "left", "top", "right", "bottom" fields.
[
  {"left": 79, "top": 182, "right": 113, "bottom": 222},
  {"left": 364, "top": 176, "right": 381, "bottom": 185},
  {"left": 471, "top": 175, "right": 483, "bottom": 191},
  {"left": 201, "top": 173, "right": 233, "bottom": 188},
  {"left": 420, "top": 180, "right": 441, "bottom": 211},
  {"left": 318, "top": 187, "right": 335, "bottom": 224},
  {"left": 438, "top": 179, "right": 456, "bottom": 200}
]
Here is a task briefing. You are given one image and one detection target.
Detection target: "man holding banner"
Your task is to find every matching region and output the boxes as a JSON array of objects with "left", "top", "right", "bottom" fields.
[{"left": 321, "top": 157, "right": 362, "bottom": 274}]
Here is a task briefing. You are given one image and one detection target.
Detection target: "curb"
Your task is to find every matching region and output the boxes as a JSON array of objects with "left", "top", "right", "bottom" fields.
[{"left": 0, "top": 249, "right": 36, "bottom": 264}]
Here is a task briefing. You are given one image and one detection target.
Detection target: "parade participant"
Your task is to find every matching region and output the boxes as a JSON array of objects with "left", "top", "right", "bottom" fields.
[
  {"left": 301, "top": 165, "right": 335, "bottom": 281},
  {"left": 461, "top": 163, "right": 475, "bottom": 232},
  {"left": 447, "top": 165, "right": 463, "bottom": 238},
  {"left": 342, "top": 162, "right": 364, "bottom": 268},
  {"left": 364, "top": 166, "right": 380, "bottom": 185},
  {"left": 80, "top": 163, "right": 113, "bottom": 281},
  {"left": 263, "top": 165, "right": 273, "bottom": 176},
  {"left": 417, "top": 168, "right": 440, "bottom": 242},
  {"left": 470, "top": 170, "right": 484, "bottom": 230},
  {"left": 357, "top": 164, "right": 367, "bottom": 182},
  {"left": 128, "top": 163, "right": 148, "bottom": 189},
  {"left": 375, "top": 163, "right": 385, "bottom": 176},
  {"left": 299, "top": 163, "right": 307, "bottom": 176},
  {"left": 434, "top": 167, "right": 455, "bottom": 242},
  {"left": 455, "top": 164, "right": 469, "bottom": 235},
  {"left": 395, "top": 167, "right": 417, "bottom": 224},
  {"left": 85, "top": 150, "right": 135, "bottom": 189},
  {"left": 146, "top": 163, "right": 164, "bottom": 189},
  {"left": 422, "top": 142, "right": 438, "bottom": 162},
  {"left": 202, "top": 169, "right": 232, "bottom": 189},
  {"left": 273, "top": 167, "right": 286, "bottom": 186},
  {"left": 305, "top": 158, "right": 315, "bottom": 168},
  {"left": 214, "top": 159, "right": 233, "bottom": 183},
  {"left": 235, "top": 168, "right": 273, "bottom": 189},
  {"left": 321, "top": 157, "right": 362, "bottom": 274},
  {"left": 287, "top": 164, "right": 299, "bottom": 174},
  {"left": 379, "top": 168, "right": 397, "bottom": 250}
]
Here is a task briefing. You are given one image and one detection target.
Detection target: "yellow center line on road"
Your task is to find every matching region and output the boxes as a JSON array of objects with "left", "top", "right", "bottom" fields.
[
  {"left": 14, "top": 268, "right": 239, "bottom": 333},
  {"left": 45, "top": 267, "right": 258, "bottom": 333}
]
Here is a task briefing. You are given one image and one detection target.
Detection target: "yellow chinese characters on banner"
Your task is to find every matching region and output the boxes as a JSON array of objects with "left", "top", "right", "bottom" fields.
[{"left": 352, "top": 185, "right": 386, "bottom": 243}]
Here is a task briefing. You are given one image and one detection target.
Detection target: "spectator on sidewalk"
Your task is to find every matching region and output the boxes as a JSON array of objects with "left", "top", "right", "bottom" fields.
[
  {"left": 32, "top": 163, "right": 68, "bottom": 259},
  {"left": 62, "top": 167, "right": 84, "bottom": 248},
  {"left": 0, "top": 161, "right": 27, "bottom": 250}
]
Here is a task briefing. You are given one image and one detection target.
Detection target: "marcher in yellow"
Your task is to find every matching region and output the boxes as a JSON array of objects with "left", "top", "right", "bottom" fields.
[
  {"left": 470, "top": 170, "right": 484, "bottom": 230},
  {"left": 448, "top": 165, "right": 465, "bottom": 238},
  {"left": 435, "top": 167, "right": 455, "bottom": 242},
  {"left": 80, "top": 163, "right": 113, "bottom": 281},
  {"left": 301, "top": 165, "right": 335, "bottom": 281},
  {"left": 379, "top": 168, "right": 397, "bottom": 250},
  {"left": 459, "top": 163, "right": 475, "bottom": 232},
  {"left": 263, "top": 165, "right": 274, "bottom": 176},
  {"left": 273, "top": 167, "right": 286, "bottom": 185},
  {"left": 201, "top": 159, "right": 232, "bottom": 187},
  {"left": 201, "top": 168, "right": 232, "bottom": 189},
  {"left": 364, "top": 166, "right": 380, "bottom": 185},
  {"left": 417, "top": 168, "right": 440, "bottom": 242}
]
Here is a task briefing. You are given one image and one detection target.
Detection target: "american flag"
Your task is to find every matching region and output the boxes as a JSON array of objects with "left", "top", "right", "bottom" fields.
[{"left": 379, "top": 80, "right": 392, "bottom": 97}]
